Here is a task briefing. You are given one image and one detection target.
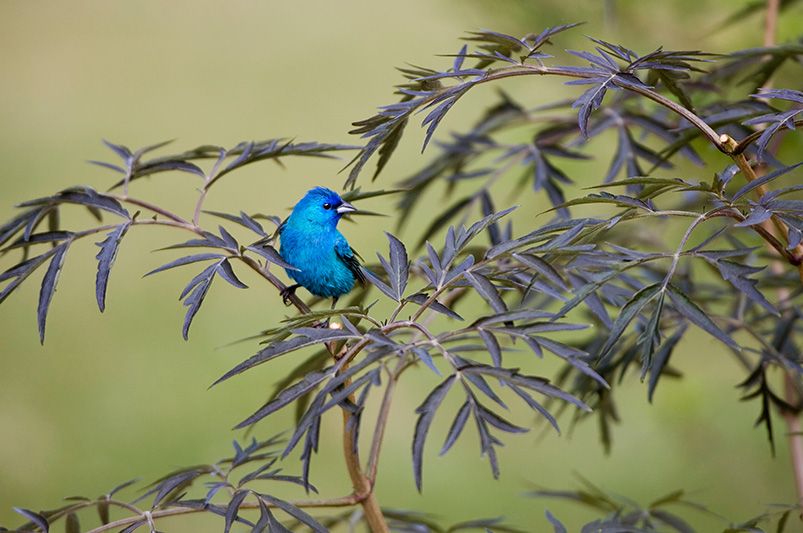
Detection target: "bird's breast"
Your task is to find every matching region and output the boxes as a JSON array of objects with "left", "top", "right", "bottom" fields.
[{"left": 278, "top": 226, "right": 355, "bottom": 298}]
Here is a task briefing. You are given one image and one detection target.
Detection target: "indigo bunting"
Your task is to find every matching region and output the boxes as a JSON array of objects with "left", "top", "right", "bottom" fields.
[{"left": 278, "top": 187, "right": 365, "bottom": 307}]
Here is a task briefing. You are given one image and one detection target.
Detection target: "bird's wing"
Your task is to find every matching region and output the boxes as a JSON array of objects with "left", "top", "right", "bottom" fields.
[{"left": 334, "top": 236, "right": 366, "bottom": 285}]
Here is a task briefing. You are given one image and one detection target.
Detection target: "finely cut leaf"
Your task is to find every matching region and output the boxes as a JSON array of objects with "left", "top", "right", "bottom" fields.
[
  {"left": 144, "top": 253, "right": 224, "bottom": 276},
  {"left": 38, "top": 242, "right": 70, "bottom": 343},
  {"left": 413, "top": 375, "right": 457, "bottom": 491},
  {"left": 406, "top": 292, "right": 463, "bottom": 320},
  {"left": 464, "top": 271, "right": 507, "bottom": 314},
  {"left": 214, "top": 331, "right": 357, "bottom": 386},
  {"left": 732, "top": 162, "right": 803, "bottom": 201},
  {"left": 599, "top": 283, "right": 662, "bottom": 361},
  {"left": 385, "top": 232, "right": 409, "bottom": 300},
  {"left": 95, "top": 222, "right": 131, "bottom": 312},
  {"left": 666, "top": 284, "right": 739, "bottom": 350},
  {"left": 246, "top": 245, "right": 298, "bottom": 270},
  {"left": 440, "top": 401, "right": 471, "bottom": 456},
  {"left": 257, "top": 494, "right": 326, "bottom": 533},
  {"left": 223, "top": 490, "right": 249, "bottom": 533}
]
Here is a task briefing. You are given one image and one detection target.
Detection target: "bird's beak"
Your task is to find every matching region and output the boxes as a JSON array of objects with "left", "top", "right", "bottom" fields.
[{"left": 336, "top": 201, "right": 357, "bottom": 215}]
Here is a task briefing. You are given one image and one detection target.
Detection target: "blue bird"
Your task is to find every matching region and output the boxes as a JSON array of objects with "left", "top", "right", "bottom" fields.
[{"left": 278, "top": 187, "right": 365, "bottom": 308}]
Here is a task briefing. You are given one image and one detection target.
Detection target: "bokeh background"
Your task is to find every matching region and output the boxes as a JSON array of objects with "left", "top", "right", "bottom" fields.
[{"left": 1, "top": 1, "right": 802, "bottom": 531}]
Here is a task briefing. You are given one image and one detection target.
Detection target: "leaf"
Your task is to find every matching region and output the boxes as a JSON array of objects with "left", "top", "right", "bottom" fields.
[
  {"left": 413, "top": 375, "right": 457, "bottom": 491},
  {"left": 257, "top": 494, "right": 326, "bottom": 533},
  {"left": 0, "top": 208, "right": 39, "bottom": 248},
  {"left": 513, "top": 253, "right": 567, "bottom": 290},
  {"left": 102, "top": 139, "right": 133, "bottom": 161},
  {"left": 570, "top": 75, "right": 617, "bottom": 137},
  {"left": 599, "top": 283, "right": 662, "bottom": 361},
  {"left": 478, "top": 329, "right": 502, "bottom": 367},
  {"left": 180, "top": 263, "right": 215, "bottom": 340},
  {"left": 655, "top": 69, "right": 696, "bottom": 111},
  {"left": 218, "top": 226, "right": 239, "bottom": 250},
  {"left": 148, "top": 256, "right": 246, "bottom": 339},
  {"left": 95, "top": 222, "right": 131, "bottom": 312},
  {"left": 214, "top": 331, "right": 356, "bottom": 386},
  {"left": 545, "top": 510, "right": 567, "bottom": 533},
  {"left": 666, "top": 284, "right": 739, "bottom": 350},
  {"left": 650, "top": 509, "right": 694, "bottom": 533},
  {"left": 465, "top": 206, "right": 518, "bottom": 246},
  {"left": 216, "top": 259, "right": 248, "bottom": 289},
  {"left": 234, "top": 369, "right": 332, "bottom": 429},
  {"left": 246, "top": 245, "right": 298, "bottom": 270},
  {"left": 707, "top": 258, "right": 777, "bottom": 315},
  {"left": 420, "top": 84, "right": 476, "bottom": 150},
  {"left": 464, "top": 272, "right": 508, "bottom": 314},
  {"left": 38, "top": 242, "right": 70, "bottom": 344},
  {"left": 18, "top": 187, "right": 129, "bottom": 219},
  {"left": 65, "top": 513, "right": 80, "bottom": 533},
  {"left": 107, "top": 478, "right": 139, "bottom": 497},
  {"left": 412, "top": 347, "right": 441, "bottom": 376},
  {"left": 13, "top": 508, "right": 49, "bottom": 533},
  {"left": 639, "top": 292, "right": 665, "bottom": 379},
  {"left": 440, "top": 401, "right": 471, "bottom": 455},
  {"left": 97, "top": 498, "right": 109, "bottom": 525},
  {"left": 89, "top": 159, "right": 126, "bottom": 174},
  {"left": 385, "top": 232, "right": 409, "bottom": 300},
  {"left": 144, "top": 253, "right": 225, "bottom": 276},
  {"left": 361, "top": 267, "right": 396, "bottom": 300},
  {"left": 463, "top": 371, "right": 507, "bottom": 408},
  {"left": 648, "top": 326, "right": 686, "bottom": 402},
  {"left": 143, "top": 468, "right": 207, "bottom": 508},
  {"left": 263, "top": 350, "right": 329, "bottom": 425},
  {"left": 477, "top": 403, "right": 528, "bottom": 433},
  {"left": 224, "top": 490, "right": 249, "bottom": 533},
  {"left": 119, "top": 521, "right": 145, "bottom": 533},
  {"left": 0, "top": 252, "right": 53, "bottom": 305},
  {"left": 732, "top": 162, "right": 803, "bottom": 201},
  {"left": 474, "top": 309, "right": 554, "bottom": 327},
  {"left": 254, "top": 498, "right": 292, "bottom": 533},
  {"left": 406, "top": 292, "right": 464, "bottom": 320},
  {"left": 134, "top": 159, "right": 206, "bottom": 180},
  {"left": 204, "top": 210, "right": 267, "bottom": 237},
  {"left": 448, "top": 516, "right": 526, "bottom": 532},
  {"left": 5, "top": 231, "right": 75, "bottom": 250}
]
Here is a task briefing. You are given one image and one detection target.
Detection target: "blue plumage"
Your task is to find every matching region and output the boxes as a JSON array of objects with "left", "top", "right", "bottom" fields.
[{"left": 278, "top": 187, "right": 364, "bottom": 305}]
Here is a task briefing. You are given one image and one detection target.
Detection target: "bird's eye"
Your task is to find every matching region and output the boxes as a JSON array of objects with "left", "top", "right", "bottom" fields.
[{"left": 323, "top": 203, "right": 332, "bottom": 210}]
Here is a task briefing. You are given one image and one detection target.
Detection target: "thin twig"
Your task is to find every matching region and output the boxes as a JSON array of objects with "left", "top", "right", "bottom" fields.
[
  {"left": 239, "top": 255, "right": 310, "bottom": 314},
  {"left": 84, "top": 494, "right": 362, "bottom": 533},
  {"left": 193, "top": 148, "right": 227, "bottom": 227},
  {"left": 113, "top": 195, "right": 193, "bottom": 226},
  {"left": 366, "top": 358, "right": 404, "bottom": 482},
  {"left": 336, "top": 364, "right": 389, "bottom": 532}
]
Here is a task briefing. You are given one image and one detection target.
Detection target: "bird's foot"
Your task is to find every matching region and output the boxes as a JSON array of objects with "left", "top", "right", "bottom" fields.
[
  {"left": 311, "top": 318, "right": 331, "bottom": 328},
  {"left": 280, "top": 284, "right": 300, "bottom": 306}
]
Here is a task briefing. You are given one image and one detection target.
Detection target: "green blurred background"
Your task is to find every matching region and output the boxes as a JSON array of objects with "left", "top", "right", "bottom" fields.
[{"left": 0, "top": 1, "right": 801, "bottom": 531}]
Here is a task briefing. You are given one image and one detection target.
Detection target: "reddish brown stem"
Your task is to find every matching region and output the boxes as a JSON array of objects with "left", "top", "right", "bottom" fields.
[
  {"left": 783, "top": 374, "right": 803, "bottom": 505},
  {"left": 336, "top": 356, "right": 389, "bottom": 532}
]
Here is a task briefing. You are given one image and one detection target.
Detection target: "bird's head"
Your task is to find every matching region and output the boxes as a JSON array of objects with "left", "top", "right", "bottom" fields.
[{"left": 290, "top": 187, "right": 356, "bottom": 227}]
